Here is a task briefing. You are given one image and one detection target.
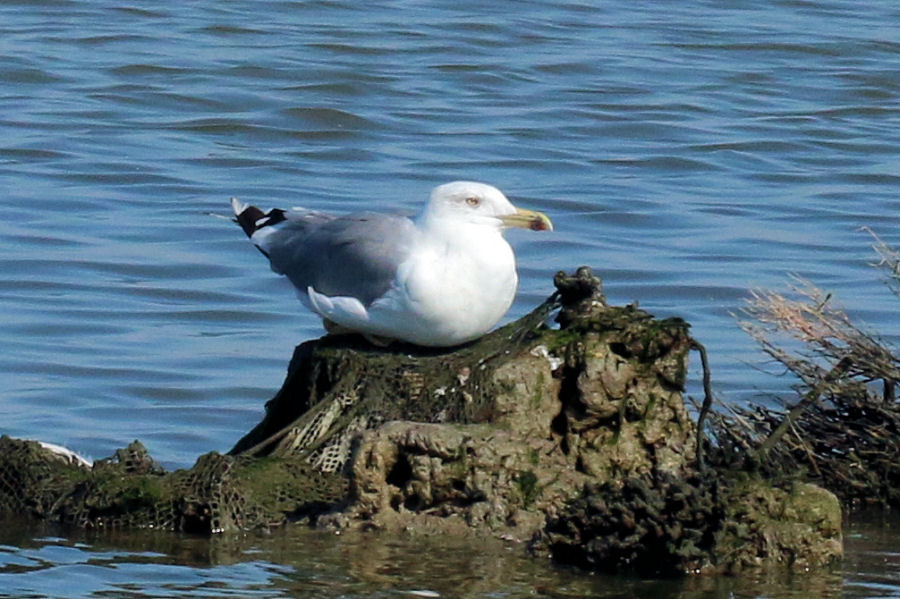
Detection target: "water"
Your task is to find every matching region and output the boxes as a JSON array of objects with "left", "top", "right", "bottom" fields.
[
  {"left": 0, "top": 512, "right": 898, "bottom": 598},
  {"left": 1, "top": 0, "right": 898, "bottom": 595}
]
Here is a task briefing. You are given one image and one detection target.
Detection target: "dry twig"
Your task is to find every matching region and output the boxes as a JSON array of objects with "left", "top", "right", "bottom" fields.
[{"left": 714, "top": 230, "right": 900, "bottom": 505}]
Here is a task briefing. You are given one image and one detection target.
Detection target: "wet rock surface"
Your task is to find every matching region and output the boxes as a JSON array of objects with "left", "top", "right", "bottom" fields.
[{"left": 0, "top": 268, "right": 842, "bottom": 575}]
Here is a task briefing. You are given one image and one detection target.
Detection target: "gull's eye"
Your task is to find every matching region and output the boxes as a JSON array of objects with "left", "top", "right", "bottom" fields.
[{"left": 465, "top": 196, "right": 480, "bottom": 207}]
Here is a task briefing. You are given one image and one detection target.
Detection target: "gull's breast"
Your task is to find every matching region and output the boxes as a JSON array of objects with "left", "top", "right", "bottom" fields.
[{"left": 388, "top": 232, "right": 518, "bottom": 345}]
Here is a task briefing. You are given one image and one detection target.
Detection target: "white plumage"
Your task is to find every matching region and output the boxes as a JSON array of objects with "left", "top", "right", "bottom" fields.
[{"left": 232, "top": 181, "right": 552, "bottom": 347}]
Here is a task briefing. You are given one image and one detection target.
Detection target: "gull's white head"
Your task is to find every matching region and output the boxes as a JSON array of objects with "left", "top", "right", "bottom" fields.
[{"left": 420, "top": 181, "right": 553, "bottom": 232}]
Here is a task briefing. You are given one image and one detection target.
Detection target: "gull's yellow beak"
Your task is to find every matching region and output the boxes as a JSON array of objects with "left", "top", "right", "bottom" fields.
[{"left": 500, "top": 207, "right": 553, "bottom": 232}]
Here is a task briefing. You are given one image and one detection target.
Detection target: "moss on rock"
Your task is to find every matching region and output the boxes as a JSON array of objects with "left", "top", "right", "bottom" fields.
[{"left": 0, "top": 268, "right": 842, "bottom": 576}]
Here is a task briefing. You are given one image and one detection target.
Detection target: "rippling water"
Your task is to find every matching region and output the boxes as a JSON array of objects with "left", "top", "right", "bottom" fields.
[
  {"left": 2, "top": 0, "right": 899, "bottom": 596},
  {"left": 1, "top": 512, "right": 899, "bottom": 598}
]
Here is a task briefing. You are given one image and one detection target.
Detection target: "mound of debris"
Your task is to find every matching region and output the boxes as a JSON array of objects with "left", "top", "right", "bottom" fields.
[{"left": 0, "top": 268, "right": 842, "bottom": 575}]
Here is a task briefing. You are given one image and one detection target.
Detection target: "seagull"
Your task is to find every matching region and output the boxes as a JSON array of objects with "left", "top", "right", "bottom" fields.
[{"left": 231, "top": 181, "right": 552, "bottom": 347}]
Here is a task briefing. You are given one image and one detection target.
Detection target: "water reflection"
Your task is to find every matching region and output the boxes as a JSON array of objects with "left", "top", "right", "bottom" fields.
[{"left": 1, "top": 516, "right": 880, "bottom": 598}]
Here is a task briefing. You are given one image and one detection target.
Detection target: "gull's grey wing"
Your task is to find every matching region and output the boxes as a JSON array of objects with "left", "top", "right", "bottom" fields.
[{"left": 264, "top": 212, "right": 418, "bottom": 306}]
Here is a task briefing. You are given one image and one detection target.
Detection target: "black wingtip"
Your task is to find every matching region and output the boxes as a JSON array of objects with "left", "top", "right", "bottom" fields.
[
  {"left": 230, "top": 197, "right": 287, "bottom": 238},
  {"left": 234, "top": 205, "right": 266, "bottom": 238}
]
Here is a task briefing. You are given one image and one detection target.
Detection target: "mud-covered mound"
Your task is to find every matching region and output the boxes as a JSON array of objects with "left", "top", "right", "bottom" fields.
[{"left": 0, "top": 268, "right": 842, "bottom": 575}]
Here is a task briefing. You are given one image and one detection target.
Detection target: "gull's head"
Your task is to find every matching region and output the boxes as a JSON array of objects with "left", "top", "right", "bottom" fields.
[{"left": 420, "top": 181, "right": 553, "bottom": 233}]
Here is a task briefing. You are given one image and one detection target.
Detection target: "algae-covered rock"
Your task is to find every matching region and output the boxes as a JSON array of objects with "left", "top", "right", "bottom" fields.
[
  {"left": 0, "top": 437, "right": 345, "bottom": 534},
  {"left": 542, "top": 470, "right": 841, "bottom": 576},
  {"left": 332, "top": 421, "right": 572, "bottom": 539},
  {"left": 0, "top": 267, "right": 843, "bottom": 577},
  {"left": 542, "top": 471, "right": 722, "bottom": 575},
  {"left": 714, "top": 475, "right": 842, "bottom": 573},
  {"left": 316, "top": 276, "right": 699, "bottom": 550}
]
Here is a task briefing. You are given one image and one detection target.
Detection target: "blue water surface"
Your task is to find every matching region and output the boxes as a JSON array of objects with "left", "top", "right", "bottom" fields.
[{"left": 1, "top": 0, "right": 899, "bottom": 596}]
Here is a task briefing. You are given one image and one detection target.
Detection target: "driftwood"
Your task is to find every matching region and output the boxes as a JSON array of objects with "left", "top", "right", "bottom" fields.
[{"left": 0, "top": 268, "right": 843, "bottom": 575}]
